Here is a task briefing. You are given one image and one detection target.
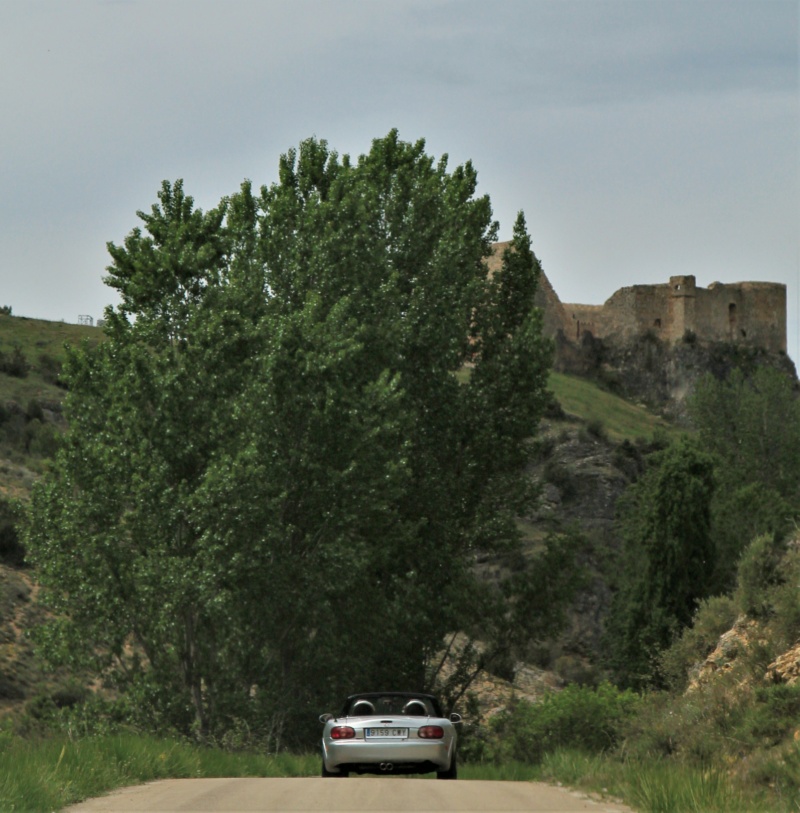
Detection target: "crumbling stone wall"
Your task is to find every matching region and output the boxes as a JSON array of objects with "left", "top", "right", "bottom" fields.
[
  {"left": 561, "top": 276, "right": 786, "bottom": 352},
  {"left": 488, "top": 243, "right": 787, "bottom": 353}
]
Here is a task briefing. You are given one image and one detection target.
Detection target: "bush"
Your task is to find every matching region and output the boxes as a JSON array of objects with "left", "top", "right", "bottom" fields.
[
  {"left": 612, "top": 439, "right": 645, "bottom": 480},
  {"left": 488, "top": 683, "right": 640, "bottom": 763},
  {"left": 660, "top": 595, "right": 739, "bottom": 691},
  {"left": 25, "top": 420, "right": 60, "bottom": 458},
  {"left": 742, "top": 684, "right": 800, "bottom": 746},
  {"left": 22, "top": 682, "right": 91, "bottom": 731},
  {"left": 0, "top": 346, "right": 29, "bottom": 378},
  {"left": 584, "top": 419, "right": 607, "bottom": 441},
  {"left": 542, "top": 460, "right": 577, "bottom": 500},
  {"left": 542, "top": 391, "right": 565, "bottom": 420},
  {"left": 531, "top": 434, "right": 557, "bottom": 462},
  {"left": 735, "top": 534, "right": 786, "bottom": 619},
  {"left": 25, "top": 399, "right": 44, "bottom": 423},
  {"left": 0, "top": 498, "right": 24, "bottom": 566},
  {"left": 37, "top": 353, "right": 63, "bottom": 385},
  {"left": 620, "top": 682, "right": 753, "bottom": 764}
]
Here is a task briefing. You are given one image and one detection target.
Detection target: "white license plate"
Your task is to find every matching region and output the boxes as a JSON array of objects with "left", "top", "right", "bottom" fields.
[{"left": 365, "top": 727, "right": 408, "bottom": 738}]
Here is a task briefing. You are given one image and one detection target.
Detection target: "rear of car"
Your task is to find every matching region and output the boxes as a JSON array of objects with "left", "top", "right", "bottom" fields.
[{"left": 320, "top": 692, "right": 459, "bottom": 779}]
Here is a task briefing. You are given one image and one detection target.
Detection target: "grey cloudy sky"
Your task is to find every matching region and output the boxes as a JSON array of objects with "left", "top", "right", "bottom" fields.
[{"left": 2, "top": 0, "right": 798, "bottom": 362}]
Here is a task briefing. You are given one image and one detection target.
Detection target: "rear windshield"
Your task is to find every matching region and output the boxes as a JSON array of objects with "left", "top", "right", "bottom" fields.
[{"left": 346, "top": 695, "right": 434, "bottom": 716}]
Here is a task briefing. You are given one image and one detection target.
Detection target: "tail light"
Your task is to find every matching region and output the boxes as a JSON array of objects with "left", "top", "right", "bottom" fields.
[
  {"left": 331, "top": 726, "right": 356, "bottom": 740},
  {"left": 418, "top": 725, "right": 444, "bottom": 739}
]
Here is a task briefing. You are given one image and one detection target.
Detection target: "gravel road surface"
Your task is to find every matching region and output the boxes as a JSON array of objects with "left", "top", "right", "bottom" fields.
[{"left": 64, "top": 777, "right": 636, "bottom": 812}]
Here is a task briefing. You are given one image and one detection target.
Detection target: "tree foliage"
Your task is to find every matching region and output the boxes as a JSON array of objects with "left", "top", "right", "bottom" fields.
[
  {"left": 688, "top": 367, "right": 800, "bottom": 591},
  {"left": 607, "top": 366, "right": 800, "bottom": 688},
  {"left": 26, "top": 131, "right": 553, "bottom": 744},
  {"left": 689, "top": 367, "right": 800, "bottom": 501},
  {"left": 605, "top": 438, "right": 716, "bottom": 689}
]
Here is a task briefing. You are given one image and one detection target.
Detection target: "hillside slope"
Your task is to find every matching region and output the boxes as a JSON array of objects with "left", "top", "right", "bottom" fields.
[{"left": 0, "top": 314, "right": 102, "bottom": 498}]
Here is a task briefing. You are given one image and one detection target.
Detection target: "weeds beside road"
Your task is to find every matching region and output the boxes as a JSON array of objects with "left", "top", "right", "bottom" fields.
[
  {"left": 0, "top": 734, "right": 316, "bottom": 812},
  {"left": 1, "top": 733, "right": 795, "bottom": 812}
]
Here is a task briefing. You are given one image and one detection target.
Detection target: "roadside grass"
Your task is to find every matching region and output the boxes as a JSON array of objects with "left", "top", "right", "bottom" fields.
[
  {"left": 0, "top": 733, "right": 317, "bottom": 812},
  {"left": 494, "top": 749, "right": 794, "bottom": 813},
  {"left": 3, "top": 735, "right": 795, "bottom": 813},
  {"left": 547, "top": 372, "right": 678, "bottom": 442}
]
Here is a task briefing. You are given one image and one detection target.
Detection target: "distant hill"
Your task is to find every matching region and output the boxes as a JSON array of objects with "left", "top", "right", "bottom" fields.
[{"left": 0, "top": 313, "right": 103, "bottom": 498}]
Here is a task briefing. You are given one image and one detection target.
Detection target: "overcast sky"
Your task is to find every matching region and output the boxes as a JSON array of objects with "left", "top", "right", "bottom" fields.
[{"left": 2, "top": 0, "right": 798, "bottom": 362}]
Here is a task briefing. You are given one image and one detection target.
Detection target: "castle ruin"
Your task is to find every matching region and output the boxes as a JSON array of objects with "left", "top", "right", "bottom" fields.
[{"left": 489, "top": 243, "right": 787, "bottom": 354}]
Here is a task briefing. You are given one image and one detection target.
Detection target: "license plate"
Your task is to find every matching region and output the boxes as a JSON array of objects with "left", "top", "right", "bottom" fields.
[{"left": 365, "top": 727, "right": 408, "bottom": 738}]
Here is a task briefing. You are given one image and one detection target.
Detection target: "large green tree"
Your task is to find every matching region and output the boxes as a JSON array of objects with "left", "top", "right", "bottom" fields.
[
  {"left": 605, "top": 438, "right": 717, "bottom": 689},
  {"left": 689, "top": 367, "right": 800, "bottom": 591},
  {"left": 26, "top": 132, "right": 553, "bottom": 743}
]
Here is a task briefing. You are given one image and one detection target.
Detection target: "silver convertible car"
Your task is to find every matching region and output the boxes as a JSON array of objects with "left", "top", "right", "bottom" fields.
[{"left": 319, "top": 692, "right": 461, "bottom": 779}]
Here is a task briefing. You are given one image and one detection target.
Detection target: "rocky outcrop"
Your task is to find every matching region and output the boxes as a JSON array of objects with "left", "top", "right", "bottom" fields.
[
  {"left": 685, "top": 619, "right": 800, "bottom": 693},
  {"left": 686, "top": 616, "right": 764, "bottom": 691},
  {"left": 519, "top": 419, "right": 642, "bottom": 680},
  {"left": 554, "top": 333, "right": 798, "bottom": 421},
  {"left": 767, "top": 644, "right": 800, "bottom": 686}
]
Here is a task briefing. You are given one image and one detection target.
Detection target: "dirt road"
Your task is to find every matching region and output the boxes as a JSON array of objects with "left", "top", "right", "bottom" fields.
[{"left": 64, "top": 777, "right": 635, "bottom": 812}]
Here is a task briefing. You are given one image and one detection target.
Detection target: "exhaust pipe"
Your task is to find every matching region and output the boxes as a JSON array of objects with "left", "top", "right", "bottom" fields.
[{"left": 380, "top": 762, "right": 394, "bottom": 772}]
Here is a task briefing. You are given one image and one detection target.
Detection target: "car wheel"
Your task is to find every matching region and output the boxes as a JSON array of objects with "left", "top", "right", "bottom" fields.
[
  {"left": 322, "top": 761, "right": 348, "bottom": 778},
  {"left": 436, "top": 753, "right": 457, "bottom": 780}
]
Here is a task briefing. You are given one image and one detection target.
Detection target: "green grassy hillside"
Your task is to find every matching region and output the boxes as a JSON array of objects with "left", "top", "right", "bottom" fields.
[
  {"left": 548, "top": 371, "right": 677, "bottom": 442},
  {"left": 0, "top": 314, "right": 104, "bottom": 498},
  {"left": 0, "top": 314, "right": 101, "bottom": 405}
]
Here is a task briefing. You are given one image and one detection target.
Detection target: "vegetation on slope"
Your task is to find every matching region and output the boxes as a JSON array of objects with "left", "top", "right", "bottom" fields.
[
  {"left": 548, "top": 371, "right": 676, "bottom": 442},
  {"left": 0, "top": 313, "right": 102, "bottom": 499}
]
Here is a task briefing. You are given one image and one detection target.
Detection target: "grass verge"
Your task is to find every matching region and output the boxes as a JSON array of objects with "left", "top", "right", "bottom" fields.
[
  {"left": 0, "top": 733, "right": 317, "bottom": 812},
  {"left": 489, "top": 749, "right": 796, "bottom": 813},
  {"left": 4, "top": 736, "right": 796, "bottom": 812}
]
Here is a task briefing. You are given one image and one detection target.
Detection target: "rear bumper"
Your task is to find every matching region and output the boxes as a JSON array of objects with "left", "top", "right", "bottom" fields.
[{"left": 323, "top": 738, "right": 453, "bottom": 773}]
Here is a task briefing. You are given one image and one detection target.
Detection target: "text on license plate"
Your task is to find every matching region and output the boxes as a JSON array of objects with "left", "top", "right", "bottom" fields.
[{"left": 365, "top": 727, "right": 408, "bottom": 738}]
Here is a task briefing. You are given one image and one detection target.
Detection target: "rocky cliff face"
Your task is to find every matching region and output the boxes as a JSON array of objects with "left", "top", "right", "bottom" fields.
[
  {"left": 554, "top": 331, "right": 798, "bottom": 421},
  {"left": 477, "top": 412, "right": 648, "bottom": 688}
]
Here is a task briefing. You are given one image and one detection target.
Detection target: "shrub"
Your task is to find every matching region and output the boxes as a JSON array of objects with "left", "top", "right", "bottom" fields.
[
  {"left": 620, "top": 681, "right": 753, "bottom": 765},
  {"left": 531, "top": 434, "right": 556, "bottom": 461},
  {"left": 660, "top": 594, "right": 739, "bottom": 691},
  {"left": 735, "top": 534, "right": 786, "bottom": 619},
  {"left": 489, "top": 683, "right": 640, "bottom": 763},
  {"left": 612, "top": 439, "right": 645, "bottom": 480},
  {"left": 769, "top": 546, "right": 800, "bottom": 647},
  {"left": 26, "top": 420, "right": 60, "bottom": 458},
  {"left": 37, "top": 353, "right": 63, "bottom": 385},
  {"left": 0, "top": 498, "right": 24, "bottom": 566},
  {"left": 0, "top": 346, "right": 29, "bottom": 378},
  {"left": 542, "top": 391, "right": 565, "bottom": 419},
  {"left": 542, "top": 460, "right": 577, "bottom": 501},
  {"left": 25, "top": 399, "right": 44, "bottom": 423},
  {"left": 584, "top": 419, "right": 607, "bottom": 441},
  {"left": 742, "top": 684, "right": 800, "bottom": 746}
]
